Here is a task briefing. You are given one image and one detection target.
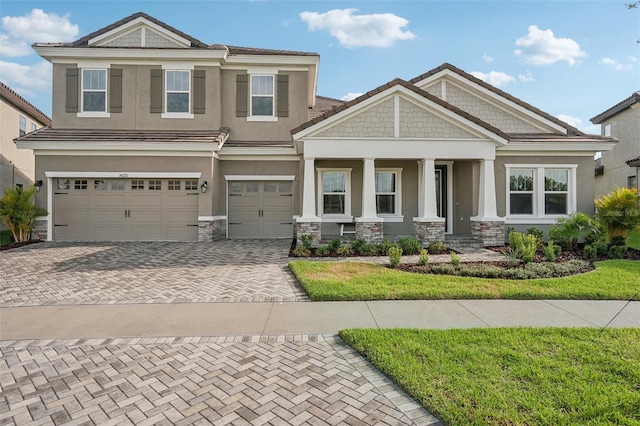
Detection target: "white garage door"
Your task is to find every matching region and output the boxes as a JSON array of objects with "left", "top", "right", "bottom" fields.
[
  {"left": 227, "top": 181, "right": 294, "bottom": 238},
  {"left": 53, "top": 178, "right": 199, "bottom": 241}
]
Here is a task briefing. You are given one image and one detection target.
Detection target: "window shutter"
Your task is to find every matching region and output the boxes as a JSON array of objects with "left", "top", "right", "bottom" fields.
[
  {"left": 193, "top": 69, "right": 206, "bottom": 114},
  {"left": 150, "top": 69, "right": 163, "bottom": 114},
  {"left": 236, "top": 73, "right": 248, "bottom": 117},
  {"left": 109, "top": 68, "right": 122, "bottom": 113},
  {"left": 276, "top": 74, "right": 289, "bottom": 117},
  {"left": 65, "top": 68, "right": 79, "bottom": 113}
]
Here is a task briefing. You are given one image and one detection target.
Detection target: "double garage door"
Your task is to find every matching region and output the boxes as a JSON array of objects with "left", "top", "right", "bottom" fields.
[{"left": 53, "top": 178, "right": 198, "bottom": 241}]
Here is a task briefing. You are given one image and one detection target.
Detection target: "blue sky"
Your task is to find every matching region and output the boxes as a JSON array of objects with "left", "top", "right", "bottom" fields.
[{"left": 1, "top": 1, "right": 638, "bottom": 133}]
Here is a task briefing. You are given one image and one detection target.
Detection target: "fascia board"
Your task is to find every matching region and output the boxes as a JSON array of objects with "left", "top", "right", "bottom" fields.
[
  {"left": 497, "top": 141, "right": 616, "bottom": 152},
  {"left": 16, "top": 141, "right": 219, "bottom": 152},
  {"left": 35, "top": 46, "right": 228, "bottom": 61}
]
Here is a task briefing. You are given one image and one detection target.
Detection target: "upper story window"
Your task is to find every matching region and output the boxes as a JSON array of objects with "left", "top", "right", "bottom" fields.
[
  {"left": 604, "top": 123, "right": 612, "bottom": 137},
  {"left": 19, "top": 116, "right": 26, "bottom": 136},
  {"left": 30, "top": 123, "right": 37, "bottom": 132},
  {"left": 166, "top": 70, "right": 190, "bottom": 113},
  {"left": 250, "top": 75, "right": 275, "bottom": 118},
  {"left": 82, "top": 69, "right": 107, "bottom": 112}
]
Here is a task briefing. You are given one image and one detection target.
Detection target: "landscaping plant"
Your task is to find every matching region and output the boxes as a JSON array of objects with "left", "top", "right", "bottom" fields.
[
  {"left": 328, "top": 237, "right": 342, "bottom": 254},
  {"left": 418, "top": 249, "right": 429, "bottom": 266},
  {"left": 548, "top": 212, "right": 601, "bottom": 251},
  {"left": 388, "top": 246, "right": 402, "bottom": 268},
  {"left": 449, "top": 251, "right": 460, "bottom": 267},
  {"left": 0, "top": 186, "right": 47, "bottom": 243},
  {"left": 378, "top": 239, "right": 397, "bottom": 256},
  {"left": 427, "top": 240, "right": 447, "bottom": 254},
  {"left": 595, "top": 187, "right": 640, "bottom": 241},
  {"left": 397, "top": 237, "right": 422, "bottom": 255},
  {"left": 543, "top": 240, "right": 558, "bottom": 262},
  {"left": 508, "top": 231, "right": 537, "bottom": 263}
]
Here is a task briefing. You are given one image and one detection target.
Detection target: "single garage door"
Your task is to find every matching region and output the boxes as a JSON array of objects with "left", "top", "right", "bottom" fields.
[
  {"left": 228, "top": 181, "right": 293, "bottom": 238},
  {"left": 53, "top": 178, "right": 199, "bottom": 241}
]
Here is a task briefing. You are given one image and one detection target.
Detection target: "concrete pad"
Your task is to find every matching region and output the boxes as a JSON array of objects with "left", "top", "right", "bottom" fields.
[
  {"left": 264, "top": 302, "right": 378, "bottom": 334},
  {"left": 366, "top": 300, "right": 488, "bottom": 329},
  {"left": 545, "top": 300, "right": 640, "bottom": 328},
  {"left": 457, "top": 300, "right": 597, "bottom": 327}
]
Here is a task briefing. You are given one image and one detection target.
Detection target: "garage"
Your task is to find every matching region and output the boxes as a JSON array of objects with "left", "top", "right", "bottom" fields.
[
  {"left": 227, "top": 180, "right": 294, "bottom": 238},
  {"left": 53, "top": 177, "right": 199, "bottom": 241}
]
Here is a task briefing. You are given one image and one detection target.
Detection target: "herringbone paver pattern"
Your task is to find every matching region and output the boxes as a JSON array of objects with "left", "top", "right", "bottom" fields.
[
  {"left": 0, "top": 335, "right": 440, "bottom": 425},
  {"left": 0, "top": 241, "right": 307, "bottom": 306}
]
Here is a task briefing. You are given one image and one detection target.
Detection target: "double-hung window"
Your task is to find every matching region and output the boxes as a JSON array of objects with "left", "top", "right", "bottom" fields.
[
  {"left": 318, "top": 169, "right": 352, "bottom": 217},
  {"left": 19, "top": 116, "right": 26, "bottom": 136},
  {"left": 375, "top": 169, "right": 402, "bottom": 217},
  {"left": 82, "top": 69, "right": 107, "bottom": 112},
  {"left": 544, "top": 169, "right": 568, "bottom": 214},
  {"left": 509, "top": 169, "right": 534, "bottom": 214},
  {"left": 250, "top": 75, "right": 274, "bottom": 118},
  {"left": 166, "top": 70, "right": 190, "bottom": 113}
]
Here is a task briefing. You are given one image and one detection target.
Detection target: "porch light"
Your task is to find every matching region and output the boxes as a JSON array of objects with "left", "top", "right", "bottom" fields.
[
  {"left": 34, "top": 180, "right": 43, "bottom": 192},
  {"left": 200, "top": 181, "right": 208, "bottom": 193}
]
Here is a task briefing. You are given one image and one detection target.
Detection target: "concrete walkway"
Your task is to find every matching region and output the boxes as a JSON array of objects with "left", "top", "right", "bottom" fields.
[{"left": 2, "top": 299, "right": 638, "bottom": 340}]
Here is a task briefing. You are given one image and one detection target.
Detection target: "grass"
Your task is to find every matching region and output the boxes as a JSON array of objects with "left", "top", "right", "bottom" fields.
[
  {"left": 628, "top": 229, "right": 640, "bottom": 250},
  {"left": 289, "top": 260, "right": 640, "bottom": 301},
  {"left": 340, "top": 328, "right": 640, "bottom": 425}
]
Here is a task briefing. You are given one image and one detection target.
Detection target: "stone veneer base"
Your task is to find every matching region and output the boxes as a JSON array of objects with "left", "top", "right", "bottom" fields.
[
  {"left": 355, "top": 221, "right": 384, "bottom": 244},
  {"left": 32, "top": 218, "right": 48, "bottom": 241},
  {"left": 471, "top": 220, "right": 506, "bottom": 247},
  {"left": 296, "top": 221, "right": 321, "bottom": 246},
  {"left": 413, "top": 220, "right": 445, "bottom": 246},
  {"left": 198, "top": 218, "right": 227, "bottom": 242}
]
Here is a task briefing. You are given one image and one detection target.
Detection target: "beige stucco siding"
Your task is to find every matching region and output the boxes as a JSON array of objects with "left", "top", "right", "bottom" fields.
[
  {"left": 399, "top": 98, "right": 477, "bottom": 139},
  {"left": 315, "top": 99, "right": 395, "bottom": 138}
]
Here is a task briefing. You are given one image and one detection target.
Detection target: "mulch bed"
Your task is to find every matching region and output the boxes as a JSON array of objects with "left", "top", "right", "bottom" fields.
[{"left": 0, "top": 239, "right": 43, "bottom": 251}]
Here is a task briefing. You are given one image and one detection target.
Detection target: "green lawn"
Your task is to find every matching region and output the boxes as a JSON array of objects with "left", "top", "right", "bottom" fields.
[
  {"left": 628, "top": 229, "right": 640, "bottom": 250},
  {"left": 340, "top": 328, "right": 640, "bottom": 426},
  {"left": 289, "top": 260, "right": 640, "bottom": 301}
]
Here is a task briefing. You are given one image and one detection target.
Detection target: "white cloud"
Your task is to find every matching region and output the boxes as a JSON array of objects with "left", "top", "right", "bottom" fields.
[
  {"left": 482, "top": 53, "right": 494, "bottom": 62},
  {"left": 518, "top": 71, "right": 534, "bottom": 82},
  {"left": 0, "top": 60, "right": 52, "bottom": 96},
  {"left": 629, "top": 55, "right": 638, "bottom": 63},
  {"left": 556, "top": 114, "right": 599, "bottom": 133},
  {"left": 514, "top": 25, "right": 586, "bottom": 65},
  {"left": 1, "top": 9, "right": 79, "bottom": 58},
  {"left": 300, "top": 8, "right": 415, "bottom": 48},
  {"left": 599, "top": 57, "right": 634, "bottom": 71},
  {"left": 340, "top": 92, "right": 363, "bottom": 101},
  {"left": 470, "top": 71, "right": 516, "bottom": 88}
]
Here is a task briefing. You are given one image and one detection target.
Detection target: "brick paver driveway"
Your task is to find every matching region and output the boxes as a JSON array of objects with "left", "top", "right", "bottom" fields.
[{"left": 0, "top": 240, "right": 305, "bottom": 306}]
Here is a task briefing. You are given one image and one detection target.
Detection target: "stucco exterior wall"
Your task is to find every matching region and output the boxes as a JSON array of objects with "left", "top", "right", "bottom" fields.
[
  {"left": 399, "top": 98, "right": 476, "bottom": 139},
  {"left": 315, "top": 99, "right": 395, "bottom": 138}
]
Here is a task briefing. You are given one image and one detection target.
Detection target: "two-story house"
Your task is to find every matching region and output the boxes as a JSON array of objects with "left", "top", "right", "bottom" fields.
[
  {"left": 17, "top": 12, "right": 615, "bottom": 246},
  {"left": 591, "top": 92, "right": 640, "bottom": 196}
]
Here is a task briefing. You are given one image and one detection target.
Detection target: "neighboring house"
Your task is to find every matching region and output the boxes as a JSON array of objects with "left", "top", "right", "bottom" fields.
[
  {"left": 16, "top": 13, "right": 615, "bottom": 246},
  {"left": 591, "top": 92, "right": 640, "bottom": 197},
  {"left": 1, "top": 82, "right": 51, "bottom": 195}
]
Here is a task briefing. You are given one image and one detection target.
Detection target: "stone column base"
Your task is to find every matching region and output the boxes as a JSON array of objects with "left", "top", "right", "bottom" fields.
[
  {"left": 355, "top": 220, "right": 383, "bottom": 243},
  {"left": 296, "top": 221, "right": 321, "bottom": 246},
  {"left": 198, "top": 217, "right": 227, "bottom": 242},
  {"left": 32, "top": 217, "right": 48, "bottom": 241},
  {"left": 470, "top": 219, "right": 506, "bottom": 246},
  {"left": 413, "top": 218, "right": 445, "bottom": 246}
]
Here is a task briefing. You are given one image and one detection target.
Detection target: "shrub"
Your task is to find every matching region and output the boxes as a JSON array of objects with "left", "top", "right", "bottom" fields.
[
  {"left": 349, "top": 239, "right": 367, "bottom": 255},
  {"left": 583, "top": 244, "right": 597, "bottom": 260},
  {"left": 300, "top": 234, "right": 314, "bottom": 251},
  {"left": 328, "top": 238, "right": 342, "bottom": 253},
  {"left": 388, "top": 246, "right": 403, "bottom": 268},
  {"left": 316, "top": 245, "right": 330, "bottom": 256},
  {"left": 0, "top": 186, "right": 47, "bottom": 243},
  {"left": 378, "top": 239, "right": 397, "bottom": 256},
  {"left": 610, "top": 235, "right": 627, "bottom": 247},
  {"left": 608, "top": 245, "right": 628, "bottom": 259},
  {"left": 361, "top": 243, "right": 379, "bottom": 256},
  {"left": 335, "top": 245, "right": 353, "bottom": 256},
  {"left": 595, "top": 187, "right": 640, "bottom": 241},
  {"left": 398, "top": 237, "right": 422, "bottom": 255},
  {"left": 508, "top": 231, "right": 537, "bottom": 263},
  {"left": 450, "top": 251, "right": 460, "bottom": 267},
  {"left": 526, "top": 227, "right": 545, "bottom": 251},
  {"left": 543, "top": 240, "right": 557, "bottom": 262},
  {"left": 594, "top": 241, "right": 609, "bottom": 257},
  {"left": 548, "top": 212, "right": 600, "bottom": 251},
  {"left": 427, "top": 240, "right": 447, "bottom": 254},
  {"left": 418, "top": 249, "right": 429, "bottom": 266},
  {"left": 429, "top": 263, "right": 457, "bottom": 275},
  {"left": 292, "top": 246, "right": 310, "bottom": 257}
]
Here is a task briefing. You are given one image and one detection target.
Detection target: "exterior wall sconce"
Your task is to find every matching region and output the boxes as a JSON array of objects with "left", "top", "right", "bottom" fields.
[
  {"left": 34, "top": 180, "right": 43, "bottom": 192},
  {"left": 200, "top": 181, "right": 208, "bottom": 193}
]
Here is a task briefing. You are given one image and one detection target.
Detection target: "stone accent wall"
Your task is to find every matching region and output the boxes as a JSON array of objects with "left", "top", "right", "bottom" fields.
[
  {"left": 198, "top": 218, "right": 227, "bottom": 242},
  {"left": 446, "top": 84, "right": 543, "bottom": 133},
  {"left": 471, "top": 220, "right": 506, "bottom": 246},
  {"left": 413, "top": 220, "right": 445, "bottom": 246},
  {"left": 296, "top": 221, "right": 321, "bottom": 246},
  {"left": 32, "top": 218, "right": 47, "bottom": 241},
  {"left": 103, "top": 29, "right": 142, "bottom": 47},
  {"left": 399, "top": 98, "right": 477, "bottom": 139},
  {"left": 316, "top": 98, "right": 394, "bottom": 138},
  {"left": 355, "top": 221, "right": 383, "bottom": 243}
]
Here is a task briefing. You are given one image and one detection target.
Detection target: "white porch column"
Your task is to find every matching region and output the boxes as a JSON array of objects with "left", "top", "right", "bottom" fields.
[
  {"left": 299, "top": 157, "right": 318, "bottom": 220},
  {"left": 472, "top": 158, "right": 500, "bottom": 220},
  {"left": 419, "top": 158, "right": 439, "bottom": 219},
  {"left": 360, "top": 158, "right": 379, "bottom": 220}
]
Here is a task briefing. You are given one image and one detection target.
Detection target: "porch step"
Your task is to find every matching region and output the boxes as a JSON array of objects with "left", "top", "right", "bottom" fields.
[{"left": 445, "top": 236, "right": 484, "bottom": 251}]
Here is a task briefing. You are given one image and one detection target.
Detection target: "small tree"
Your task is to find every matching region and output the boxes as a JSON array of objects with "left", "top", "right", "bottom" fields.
[
  {"left": 0, "top": 186, "right": 47, "bottom": 243},
  {"left": 595, "top": 187, "right": 640, "bottom": 242}
]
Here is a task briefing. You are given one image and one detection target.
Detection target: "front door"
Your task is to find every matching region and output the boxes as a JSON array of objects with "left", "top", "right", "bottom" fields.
[{"left": 435, "top": 166, "right": 447, "bottom": 230}]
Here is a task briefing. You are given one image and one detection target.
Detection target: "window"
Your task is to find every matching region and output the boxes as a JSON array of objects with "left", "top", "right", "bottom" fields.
[
  {"left": 31, "top": 123, "right": 37, "bottom": 132},
  {"left": 82, "top": 69, "right": 107, "bottom": 112},
  {"left": 166, "top": 70, "right": 190, "bottom": 113},
  {"left": 229, "top": 182, "right": 242, "bottom": 193},
  {"left": 604, "top": 124, "right": 612, "bottom": 137},
  {"left": 250, "top": 75, "right": 274, "bottom": 117},
  {"left": 19, "top": 116, "right": 26, "bottom": 136},
  {"left": 185, "top": 180, "right": 198, "bottom": 191},
  {"left": 131, "top": 180, "right": 145, "bottom": 190},
  {"left": 74, "top": 179, "right": 87, "bottom": 190},
  {"left": 629, "top": 176, "right": 638, "bottom": 189},
  {"left": 148, "top": 180, "right": 161, "bottom": 191},
  {"left": 168, "top": 180, "right": 181, "bottom": 190},
  {"left": 318, "top": 169, "right": 352, "bottom": 217},
  {"left": 279, "top": 182, "right": 292, "bottom": 194},
  {"left": 111, "top": 180, "right": 124, "bottom": 190},
  {"left": 506, "top": 165, "right": 577, "bottom": 221},
  {"left": 375, "top": 170, "right": 402, "bottom": 215},
  {"left": 57, "top": 179, "right": 70, "bottom": 190},
  {"left": 94, "top": 180, "right": 107, "bottom": 191}
]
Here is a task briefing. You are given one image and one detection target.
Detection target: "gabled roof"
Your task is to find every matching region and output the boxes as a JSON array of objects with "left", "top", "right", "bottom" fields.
[
  {"left": 410, "top": 63, "right": 585, "bottom": 136},
  {"left": 590, "top": 91, "right": 640, "bottom": 124},
  {"left": 0, "top": 82, "right": 51, "bottom": 126},
  {"left": 308, "top": 95, "right": 344, "bottom": 120},
  {"left": 292, "top": 77, "right": 510, "bottom": 141}
]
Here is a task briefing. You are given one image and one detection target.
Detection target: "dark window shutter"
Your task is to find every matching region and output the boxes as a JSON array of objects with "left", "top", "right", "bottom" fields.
[
  {"left": 236, "top": 73, "right": 248, "bottom": 117},
  {"left": 65, "top": 68, "right": 79, "bottom": 113},
  {"left": 276, "top": 74, "right": 289, "bottom": 117},
  {"left": 193, "top": 69, "right": 206, "bottom": 114},
  {"left": 109, "top": 68, "right": 122, "bottom": 113},
  {"left": 150, "top": 69, "right": 163, "bottom": 114}
]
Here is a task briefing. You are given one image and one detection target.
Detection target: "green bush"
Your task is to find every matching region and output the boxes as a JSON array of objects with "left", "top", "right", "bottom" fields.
[
  {"left": 428, "top": 260, "right": 589, "bottom": 280},
  {"left": 608, "top": 245, "right": 628, "bottom": 259},
  {"left": 526, "top": 227, "right": 544, "bottom": 241},
  {"left": 316, "top": 245, "right": 330, "bottom": 256},
  {"left": 349, "top": 239, "right": 367, "bottom": 255},
  {"left": 378, "top": 239, "right": 397, "bottom": 256},
  {"left": 361, "top": 243, "right": 379, "bottom": 256},
  {"left": 610, "top": 235, "right": 627, "bottom": 247},
  {"left": 450, "top": 251, "right": 460, "bottom": 267},
  {"left": 0, "top": 186, "right": 47, "bottom": 243},
  {"left": 543, "top": 240, "right": 557, "bottom": 262},
  {"left": 429, "top": 263, "right": 457, "bottom": 275},
  {"left": 594, "top": 241, "right": 609, "bottom": 257},
  {"left": 418, "top": 249, "right": 429, "bottom": 266},
  {"left": 300, "top": 234, "right": 313, "bottom": 251},
  {"left": 388, "top": 246, "right": 403, "bottom": 268},
  {"left": 292, "top": 246, "right": 311, "bottom": 257},
  {"left": 335, "top": 245, "right": 353, "bottom": 256},
  {"left": 427, "top": 240, "right": 447, "bottom": 254},
  {"left": 398, "top": 237, "right": 422, "bottom": 255},
  {"left": 328, "top": 237, "right": 342, "bottom": 253},
  {"left": 0, "top": 229, "right": 13, "bottom": 246},
  {"left": 548, "top": 212, "right": 601, "bottom": 251},
  {"left": 508, "top": 231, "right": 537, "bottom": 263},
  {"left": 583, "top": 244, "right": 597, "bottom": 260},
  {"left": 595, "top": 187, "right": 640, "bottom": 241}
]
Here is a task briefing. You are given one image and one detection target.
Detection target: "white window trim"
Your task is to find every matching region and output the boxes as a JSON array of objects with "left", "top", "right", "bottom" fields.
[
  {"left": 317, "top": 168, "right": 352, "bottom": 220},
  {"left": 162, "top": 69, "right": 193, "bottom": 119},
  {"left": 19, "top": 115, "right": 26, "bottom": 136},
  {"left": 79, "top": 68, "right": 110, "bottom": 118},
  {"left": 375, "top": 168, "right": 403, "bottom": 219},
  {"left": 505, "top": 164, "right": 577, "bottom": 221},
  {"left": 248, "top": 73, "right": 277, "bottom": 121}
]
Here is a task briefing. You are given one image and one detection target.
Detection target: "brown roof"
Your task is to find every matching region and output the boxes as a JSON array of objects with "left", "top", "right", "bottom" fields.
[
  {"left": 309, "top": 95, "right": 344, "bottom": 120},
  {"left": 0, "top": 82, "right": 51, "bottom": 126},
  {"left": 222, "top": 140, "right": 293, "bottom": 148},
  {"left": 590, "top": 91, "right": 640, "bottom": 124},
  {"left": 226, "top": 45, "right": 318, "bottom": 56},
  {"left": 15, "top": 128, "right": 229, "bottom": 145},
  {"left": 292, "top": 77, "right": 511, "bottom": 141},
  {"left": 409, "top": 63, "right": 585, "bottom": 136}
]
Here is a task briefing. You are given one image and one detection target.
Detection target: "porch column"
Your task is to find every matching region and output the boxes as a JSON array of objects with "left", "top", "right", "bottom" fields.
[
  {"left": 414, "top": 158, "right": 445, "bottom": 245},
  {"left": 296, "top": 157, "right": 321, "bottom": 245},
  {"left": 356, "top": 158, "right": 383, "bottom": 243},
  {"left": 470, "top": 158, "right": 505, "bottom": 246}
]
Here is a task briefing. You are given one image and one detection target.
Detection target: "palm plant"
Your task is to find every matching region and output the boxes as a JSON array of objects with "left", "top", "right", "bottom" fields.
[
  {"left": 595, "top": 187, "right": 640, "bottom": 241},
  {"left": 0, "top": 186, "right": 48, "bottom": 243}
]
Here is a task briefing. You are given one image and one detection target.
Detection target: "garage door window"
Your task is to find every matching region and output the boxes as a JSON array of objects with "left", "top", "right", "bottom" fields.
[
  {"left": 230, "top": 182, "right": 242, "bottom": 193},
  {"left": 74, "top": 180, "right": 87, "bottom": 190},
  {"left": 246, "top": 183, "right": 259, "bottom": 192},
  {"left": 168, "top": 180, "right": 181, "bottom": 190},
  {"left": 185, "top": 180, "right": 198, "bottom": 191},
  {"left": 111, "top": 180, "right": 124, "bottom": 190},
  {"left": 131, "top": 180, "right": 144, "bottom": 190},
  {"left": 149, "top": 180, "right": 161, "bottom": 191},
  {"left": 279, "top": 182, "right": 292, "bottom": 194},
  {"left": 57, "top": 179, "right": 70, "bottom": 190},
  {"left": 264, "top": 182, "right": 276, "bottom": 192},
  {"left": 94, "top": 180, "right": 107, "bottom": 191}
]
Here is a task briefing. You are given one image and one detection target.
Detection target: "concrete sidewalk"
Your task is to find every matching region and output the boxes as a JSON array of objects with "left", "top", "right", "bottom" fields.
[{"left": 1, "top": 299, "right": 638, "bottom": 340}]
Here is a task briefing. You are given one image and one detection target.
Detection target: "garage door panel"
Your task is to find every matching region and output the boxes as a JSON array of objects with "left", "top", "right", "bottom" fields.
[
  {"left": 166, "top": 225, "right": 198, "bottom": 241},
  {"left": 92, "top": 194, "right": 126, "bottom": 207},
  {"left": 262, "top": 223, "right": 293, "bottom": 238},
  {"left": 262, "top": 209, "right": 292, "bottom": 221},
  {"left": 262, "top": 196, "right": 292, "bottom": 208},
  {"left": 229, "top": 222, "right": 259, "bottom": 238},
  {"left": 166, "top": 209, "right": 197, "bottom": 222},
  {"left": 56, "top": 209, "right": 89, "bottom": 223},
  {"left": 92, "top": 225, "right": 128, "bottom": 240},
  {"left": 130, "top": 209, "right": 163, "bottom": 223},
  {"left": 229, "top": 196, "right": 259, "bottom": 208},
  {"left": 93, "top": 209, "right": 128, "bottom": 223},
  {"left": 130, "top": 195, "right": 163, "bottom": 207},
  {"left": 56, "top": 194, "right": 89, "bottom": 207},
  {"left": 55, "top": 225, "right": 90, "bottom": 241},
  {"left": 167, "top": 194, "right": 197, "bottom": 207}
]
